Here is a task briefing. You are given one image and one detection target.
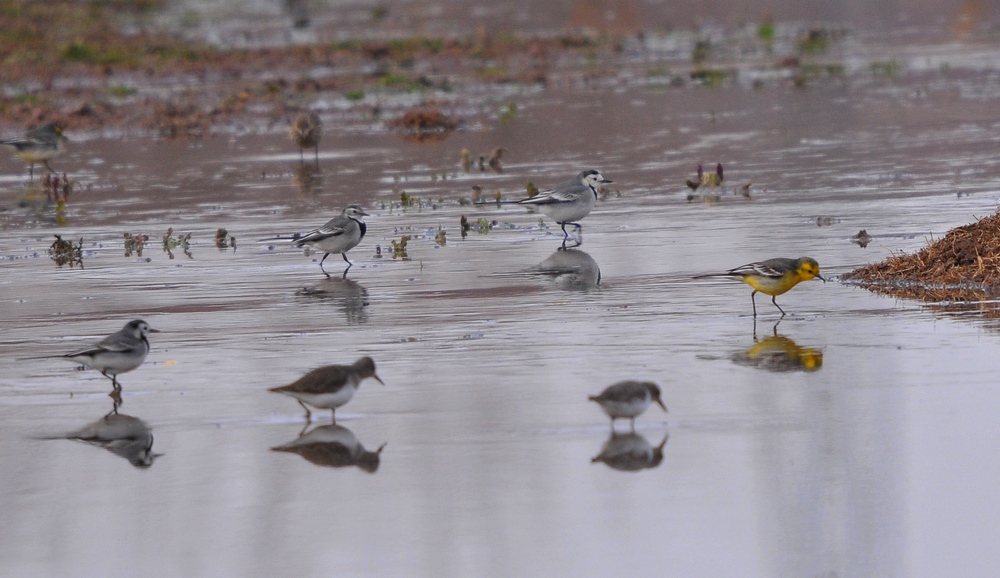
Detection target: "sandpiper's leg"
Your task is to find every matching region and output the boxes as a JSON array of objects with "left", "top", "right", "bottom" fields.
[
  {"left": 330, "top": 408, "right": 336, "bottom": 422},
  {"left": 297, "top": 399, "right": 312, "bottom": 422},
  {"left": 629, "top": 417, "right": 636, "bottom": 432},
  {"left": 772, "top": 295, "right": 786, "bottom": 317},
  {"left": 28, "top": 163, "right": 34, "bottom": 181},
  {"left": 299, "top": 148, "right": 305, "bottom": 164},
  {"left": 313, "top": 145, "right": 319, "bottom": 165}
]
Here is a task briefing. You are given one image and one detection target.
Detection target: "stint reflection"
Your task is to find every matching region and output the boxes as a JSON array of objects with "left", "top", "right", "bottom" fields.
[
  {"left": 44, "top": 400, "right": 161, "bottom": 468},
  {"left": 271, "top": 423, "right": 385, "bottom": 473},
  {"left": 731, "top": 321, "right": 823, "bottom": 372},
  {"left": 533, "top": 248, "right": 601, "bottom": 290},
  {"left": 591, "top": 431, "right": 668, "bottom": 472},
  {"left": 295, "top": 277, "right": 370, "bottom": 324},
  {"left": 292, "top": 162, "right": 323, "bottom": 194}
]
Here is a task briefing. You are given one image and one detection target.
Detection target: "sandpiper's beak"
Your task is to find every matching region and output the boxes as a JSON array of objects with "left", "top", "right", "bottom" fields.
[
  {"left": 373, "top": 374, "right": 385, "bottom": 385},
  {"left": 148, "top": 328, "right": 161, "bottom": 333},
  {"left": 816, "top": 274, "right": 826, "bottom": 283},
  {"left": 656, "top": 399, "right": 668, "bottom": 413}
]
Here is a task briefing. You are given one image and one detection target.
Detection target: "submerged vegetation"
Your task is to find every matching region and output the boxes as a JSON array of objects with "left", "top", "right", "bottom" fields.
[
  {"left": 49, "top": 234, "right": 83, "bottom": 268},
  {"left": 0, "top": 0, "right": 863, "bottom": 136}
]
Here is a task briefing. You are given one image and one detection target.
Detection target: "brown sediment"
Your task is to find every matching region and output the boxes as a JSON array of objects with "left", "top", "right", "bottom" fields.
[
  {"left": 386, "top": 108, "right": 458, "bottom": 142},
  {"left": 843, "top": 212, "right": 1000, "bottom": 302},
  {"left": 0, "top": 1, "right": 614, "bottom": 136}
]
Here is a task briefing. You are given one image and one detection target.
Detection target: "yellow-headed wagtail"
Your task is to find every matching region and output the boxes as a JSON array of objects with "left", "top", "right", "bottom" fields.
[
  {"left": 1, "top": 121, "right": 67, "bottom": 180},
  {"left": 290, "top": 112, "right": 321, "bottom": 164},
  {"left": 696, "top": 257, "right": 825, "bottom": 317}
]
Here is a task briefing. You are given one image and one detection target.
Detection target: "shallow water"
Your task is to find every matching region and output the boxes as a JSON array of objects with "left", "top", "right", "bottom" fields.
[{"left": 5, "top": 26, "right": 1000, "bottom": 578}]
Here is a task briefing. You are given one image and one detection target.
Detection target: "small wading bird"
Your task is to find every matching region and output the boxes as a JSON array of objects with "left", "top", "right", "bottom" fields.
[
  {"left": 518, "top": 169, "right": 612, "bottom": 248},
  {"left": 1, "top": 121, "right": 67, "bottom": 180},
  {"left": 269, "top": 357, "right": 384, "bottom": 422},
  {"left": 292, "top": 204, "right": 370, "bottom": 277},
  {"left": 290, "top": 112, "right": 322, "bottom": 164},
  {"left": 59, "top": 320, "right": 159, "bottom": 392},
  {"left": 695, "top": 257, "right": 825, "bottom": 317},
  {"left": 589, "top": 381, "right": 668, "bottom": 431}
]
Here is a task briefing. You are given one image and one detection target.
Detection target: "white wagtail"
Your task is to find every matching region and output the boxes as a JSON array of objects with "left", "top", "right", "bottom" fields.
[
  {"left": 589, "top": 380, "right": 667, "bottom": 431},
  {"left": 1, "top": 121, "right": 67, "bottom": 180},
  {"left": 271, "top": 423, "right": 386, "bottom": 472},
  {"left": 61, "top": 319, "right": 159, "bottom": 391},
  {"left": 293, "top": 204, "right": 369, "bottom": 277},
  {"left": 290, "top": 112, "right": 321, "bottom": 164},
  {"left": 269, "top": 356, "right": 384, "bottom": 422},
  {"left": 518, "top": 169, "right": 611, "bottom": 247}
]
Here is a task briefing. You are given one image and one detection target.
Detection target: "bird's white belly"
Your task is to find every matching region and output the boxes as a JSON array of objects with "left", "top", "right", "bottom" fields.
[
  {"left": 603, "top": 398, "right": 651, "bottom": 418},
  {"left": 69, "top": 350, "right": 144, "bottom": 375},
  {"left": 538, "top": 194, "right": 595, "bottom": 223},
  {"left": 286, "top": 385, "right": 357, "bottom": 409}
]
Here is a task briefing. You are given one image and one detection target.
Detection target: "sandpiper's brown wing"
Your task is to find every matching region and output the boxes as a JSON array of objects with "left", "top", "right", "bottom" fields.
[
  {"left": 272, "top": 442, "right": 355, "bottom": 467},
  {"left": 592, "top": 381, "right": 647, "bottom": 403},
  {"left": 270, "top": 365, "right": 352, "bottom": 394}
]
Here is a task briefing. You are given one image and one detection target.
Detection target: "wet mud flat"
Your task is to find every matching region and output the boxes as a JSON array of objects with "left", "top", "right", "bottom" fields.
[{"left": 5, "top": 13, "right": 1000, "bottom": 578}]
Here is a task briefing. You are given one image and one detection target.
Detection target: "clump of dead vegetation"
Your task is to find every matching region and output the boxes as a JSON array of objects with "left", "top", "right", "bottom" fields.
[
  {"left": 843, "top": 212, "right": 1000, "bottom": 301},
  {"left": 386, "top": 107, "right": 458, "bottom": 142}
]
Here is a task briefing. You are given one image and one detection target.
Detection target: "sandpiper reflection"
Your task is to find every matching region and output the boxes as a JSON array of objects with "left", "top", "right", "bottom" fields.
[
  {"left": 591, "top": 431, "right": 668, "bottom": 472},
  {"left": 295, "top": 277, "right": 370, "bottom": 324},
  {"left": 44, "top": 402, "right": 161, "bottom": 468},
  {"left": 292, "top": 162, "right": 323, "bottom": 194},
  {"left": 272, "top": 423, "right": 385, "bottom": 473},
  {"left": 731, "top": 321, "right": 823, "bottom": 372},
  {"left": 533, "top": 248, "right": 601, "bottom": 290}
]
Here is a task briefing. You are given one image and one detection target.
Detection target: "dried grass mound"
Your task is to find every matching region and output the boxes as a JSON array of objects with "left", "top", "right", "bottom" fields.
[
  {"left": 843, "top": 212, "right": 1000, "bottom": 301},
  {"left": 386, "top": 108, "right": 458, "bottom": 142}
]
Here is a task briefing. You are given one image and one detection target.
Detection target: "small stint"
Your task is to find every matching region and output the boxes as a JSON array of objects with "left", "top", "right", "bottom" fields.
[
  {"left": 843, "top": 212, "right": 1000, "bottom": 302},
  {"left": 851, "top": 229, "right": 872, "bottom": 248}
]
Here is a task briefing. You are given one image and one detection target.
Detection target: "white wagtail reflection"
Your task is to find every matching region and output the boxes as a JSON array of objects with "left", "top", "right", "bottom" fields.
[
  {"left": 272, "top": 424, "right": 385, "bottom": 473},
  {"left": 533, "top": 248, "right": 601, "bottom": 290},
  {"left": 591, "top": 431, "right": 668, "bottom": 472},
  {"left": 42, "top": 407, "right": 161, "bottom": 468},
  {"left": 295, "top": 277, "right": 370, "bottom": 324}
]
